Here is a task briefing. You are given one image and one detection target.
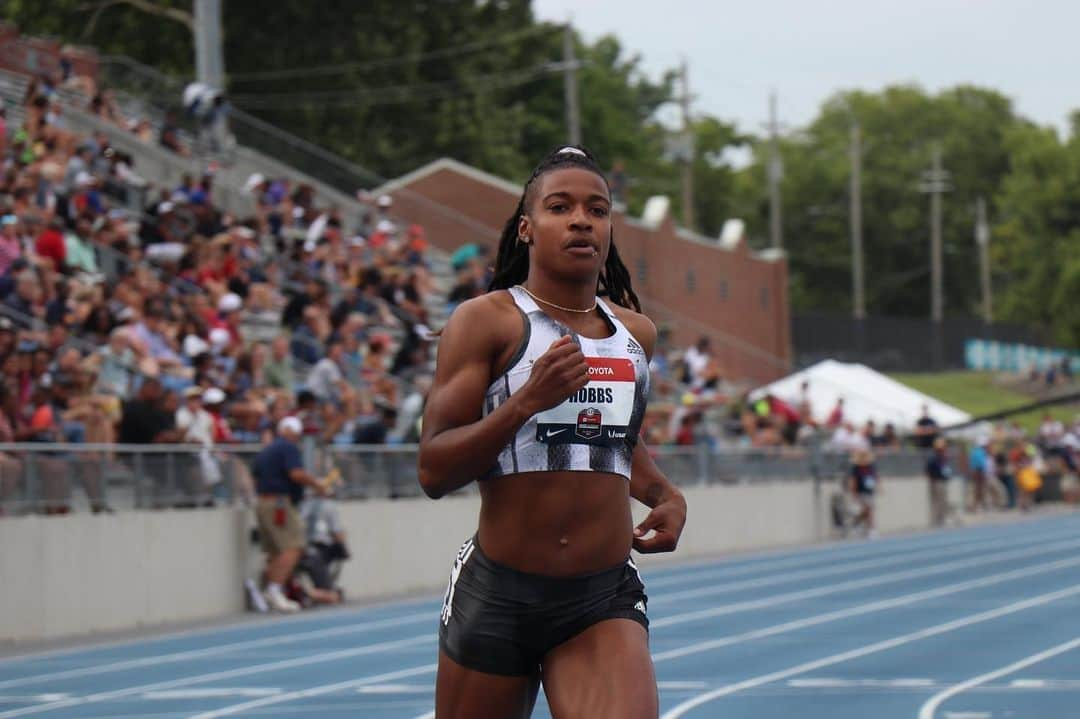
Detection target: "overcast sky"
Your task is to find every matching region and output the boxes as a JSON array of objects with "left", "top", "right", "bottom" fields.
[{"left": 533, "top": 0, "right": 1080, "bottom": 137}]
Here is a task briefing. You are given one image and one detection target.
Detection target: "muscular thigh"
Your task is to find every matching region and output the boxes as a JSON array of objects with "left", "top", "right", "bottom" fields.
[
  {"left": 436, "top": 650, "right": 540, "bottom": 719},
  {"left": 541, "top": 619, "right": 657, "bottom": 719}
]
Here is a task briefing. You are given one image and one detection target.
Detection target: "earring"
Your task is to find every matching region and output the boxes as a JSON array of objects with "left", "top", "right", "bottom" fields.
[{"left": 518, "top": 235, "right": 531, "bottom": 245}]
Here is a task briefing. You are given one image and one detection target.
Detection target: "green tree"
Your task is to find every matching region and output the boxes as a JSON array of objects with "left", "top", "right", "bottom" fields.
[
  {"left": 993, "top": 117, "right": 1080, "bottom": 345},
  {"left": 732, "top": 85, "right": 1028, "bottom": 319}
]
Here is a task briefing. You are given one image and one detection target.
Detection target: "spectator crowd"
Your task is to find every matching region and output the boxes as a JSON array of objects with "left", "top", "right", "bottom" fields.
[{"left": 0, "top": 68, "right": 446, "bottom": 515}]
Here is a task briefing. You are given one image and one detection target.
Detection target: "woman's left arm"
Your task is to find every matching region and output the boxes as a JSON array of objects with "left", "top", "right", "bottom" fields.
[
  {"left": 614, "top": 305, "right": 688, "bottom": 553},
  {"left": 629, "top": 441, "right": 687, "bottom": 553}
]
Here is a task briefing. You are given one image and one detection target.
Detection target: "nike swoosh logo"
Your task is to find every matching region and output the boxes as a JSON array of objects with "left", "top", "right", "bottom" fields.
[{"left": 545, "top": 428, "right": 568, "bottom": 439}]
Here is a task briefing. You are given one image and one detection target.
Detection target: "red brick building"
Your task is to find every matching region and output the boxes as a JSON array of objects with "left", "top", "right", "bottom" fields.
[
  {"left": 0, "top": 23, "right": 99, "bottom": 80},
  {"left": 378, "top": 159, "right": 791, "bottom": 383}
]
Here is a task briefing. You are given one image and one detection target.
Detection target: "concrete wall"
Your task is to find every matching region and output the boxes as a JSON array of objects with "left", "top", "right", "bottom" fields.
[
  {"left": 0, "top": 478, "right": 931, "bottom": 643},
  {"left": 0, "top": 508, "right": 250, "bottom": 642}
]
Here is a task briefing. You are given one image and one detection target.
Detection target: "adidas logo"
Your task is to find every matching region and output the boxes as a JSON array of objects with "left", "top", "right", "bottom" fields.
[
  {"left": 634, "top": 599, "right": 647, "bottom": 615},
  {"left": 626, "top": 338, "right": 645, "bottom": 355}
]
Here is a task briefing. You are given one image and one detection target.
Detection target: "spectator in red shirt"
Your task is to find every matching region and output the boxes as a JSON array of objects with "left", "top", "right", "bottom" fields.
[{"left": 34, "top": 220, "right": 66, "bottom": 272}]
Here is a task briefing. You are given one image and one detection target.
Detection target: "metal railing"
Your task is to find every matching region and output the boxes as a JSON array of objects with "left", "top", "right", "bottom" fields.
[{"left": 0, "top": 442, "right": 930, "bottom": 516}]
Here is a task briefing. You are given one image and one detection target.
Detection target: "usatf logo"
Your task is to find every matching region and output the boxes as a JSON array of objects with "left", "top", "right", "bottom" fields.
[
  {"left": 576, "top": 407, "right": 602, "bottom": 440},
  {"left": 626, "top": 338, "right": 645, "bottom": 355}
]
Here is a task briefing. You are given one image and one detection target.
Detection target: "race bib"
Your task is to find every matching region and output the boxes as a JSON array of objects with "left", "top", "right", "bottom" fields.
[{"left": 536, "top": 357, "right": 636, "bottom": 446}]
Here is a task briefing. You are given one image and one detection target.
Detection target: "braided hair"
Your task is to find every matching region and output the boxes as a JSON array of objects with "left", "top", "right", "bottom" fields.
[{"left": 487, "top": 145, "right": 641, "bottom": 312}]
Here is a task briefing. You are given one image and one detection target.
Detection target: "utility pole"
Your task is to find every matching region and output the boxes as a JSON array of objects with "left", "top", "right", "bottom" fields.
[
  {"left": 850, "top": 120, "right": 865, "bottom": 320},
  {"left": 193, "top": 0, "right": 224, "bottom": 89},
  {"left": 679, "top": 59, "right": 694, "bottom": 231},
  {"left": 563, "top": 24, "right": 582, "bottom": 146},
  {"left": 919, "top": 144, "right": 951, "bottom": 369},
  {"left": 767, "top": 91, "right": 783, "bottom": 250},
  {"left": 975, "top": 196, "right": 992, "bottom": 324},
  {"left": 919, "top": 144, "right": 951, "bottom": 323}
]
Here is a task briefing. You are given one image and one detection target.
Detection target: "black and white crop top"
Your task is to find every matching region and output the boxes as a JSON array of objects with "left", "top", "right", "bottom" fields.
[{"left": 481, "top": 285, "right": 650, "bottom": 481}]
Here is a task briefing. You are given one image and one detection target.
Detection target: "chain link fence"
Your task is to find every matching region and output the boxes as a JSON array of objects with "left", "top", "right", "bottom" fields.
[{"left": 0, "top": 441, "right": 929, "bottom": 516}]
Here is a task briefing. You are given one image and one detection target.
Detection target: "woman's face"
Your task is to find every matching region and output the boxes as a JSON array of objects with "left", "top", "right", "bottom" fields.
[{"left": 519, "top": 167, "right": 612, "bottom": 282}]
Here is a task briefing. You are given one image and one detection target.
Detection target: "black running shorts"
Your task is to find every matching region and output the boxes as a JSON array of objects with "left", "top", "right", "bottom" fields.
[{"left": 438, "top": 535, "right": 649, "bottom": 676}]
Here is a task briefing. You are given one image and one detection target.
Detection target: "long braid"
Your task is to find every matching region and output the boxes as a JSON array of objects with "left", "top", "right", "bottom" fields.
[
  {"left": 487, "top": 145, "right": 641, "bottom": 312},
  {"left": 488, "top": 196, "right": 530, "bottom": 292},
  {"left": 600, "top": 240, "right": 641, "bottom": 312}
]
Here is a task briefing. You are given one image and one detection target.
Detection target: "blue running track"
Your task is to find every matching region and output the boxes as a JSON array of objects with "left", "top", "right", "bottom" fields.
[{"left": 2, "top": 514, "right": 1079, "bottom": 718}]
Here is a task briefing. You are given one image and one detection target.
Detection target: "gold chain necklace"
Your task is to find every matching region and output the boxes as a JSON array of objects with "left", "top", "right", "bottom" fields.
[{"left": 515, "top": 284, "right": 597, "bottom": 314}]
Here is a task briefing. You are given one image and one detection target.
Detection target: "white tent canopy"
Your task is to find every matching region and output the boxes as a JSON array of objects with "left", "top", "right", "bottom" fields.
[{"left": 752, "top": 359, "right": 972, "bottom": 432}]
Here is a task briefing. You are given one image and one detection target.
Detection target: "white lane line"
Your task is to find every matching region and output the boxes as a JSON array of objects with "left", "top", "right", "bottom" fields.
[
  {"left": 918, "top": 635, "right": 1080, "bottom": 719},
  {"left": 656, "top": 529, "right": 1054, "bottom": 603},
  {"left": 189, "top": 663, "right": 438, "bottom": 719},
  {"left": 0, "top": 610, "right": 432, "bottom": 690},
  {"left": 141, "top": 688, "right": 282, "bottom": 700},
  {"left": 0, "top": 635, "right": 432, "bottom": 718},
  {"left": 11, "top": 526, "right": 1068, "bottom": 693},
  {"left": 0, "top": 697, "right": 69, "bottom": 705},
  {"left": 651, "top": 536, "right": 1080, "bottom": 628},
  {"left": 659, "top": 584, "right": 1080, "bottom": 718},
  {"left": 651, "top": 555, "right": 1080, "bottom": 662},
  {"left": 170, "top": 550, "right": 1080, "bottom": 719},
  {"left": 646, "top": 521, "right": 1073, "bottom": 589},
  {"left": 788, "top": 678, "right": 936, "bottom": 688},
  {"left": 356, "top": 684, "right": 432, "bottom": 694},
  {"left": 657, "top": 681, "right": 709, "bottom": 690}
]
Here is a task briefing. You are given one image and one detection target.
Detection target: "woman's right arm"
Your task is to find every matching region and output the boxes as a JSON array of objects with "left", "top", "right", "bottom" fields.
[{"left": 417, "top": 296, "right": 587, "bottom": 499}]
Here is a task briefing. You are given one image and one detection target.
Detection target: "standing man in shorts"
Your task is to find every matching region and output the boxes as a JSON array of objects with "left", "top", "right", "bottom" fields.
[{"left": 252, "top": 416, "right": 330, "bottom": 612}]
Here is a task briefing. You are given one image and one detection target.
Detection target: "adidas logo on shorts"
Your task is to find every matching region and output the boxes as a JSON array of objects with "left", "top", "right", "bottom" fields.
[{"left": 634, "top": 599, "right": 647, "bottom": 615}]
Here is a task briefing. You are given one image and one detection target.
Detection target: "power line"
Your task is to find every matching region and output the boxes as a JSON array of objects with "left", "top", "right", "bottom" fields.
[
  {"left": 230, "top": 64, "right": 560, "bottom": 109},
  {"left": 228, "top": 25, "right": 560, "bottom": 82}
]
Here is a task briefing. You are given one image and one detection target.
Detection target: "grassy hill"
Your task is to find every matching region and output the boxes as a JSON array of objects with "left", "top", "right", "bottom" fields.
[{"left": 890, "top": 372, "right": 1077, "bottom": 434}]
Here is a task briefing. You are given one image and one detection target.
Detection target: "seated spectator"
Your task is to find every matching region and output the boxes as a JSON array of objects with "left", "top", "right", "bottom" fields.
[
  {"left": 307, "top": 341, "right": 348, "bottom": 405},
  {"left": 130, "top": 304, "right": 185, "bottom": 371},
  {"left": 5, "top": 270, "right": 41, "bottom": 324},
  {"left": 118, "top": 378, "right": 181, "bottom": 444},
  {"left": 352, "top": 402, "right": 397, "bottom": 444},
  {"left": 0, "top": 215, "right": 22, "bottom": 276},
  {"left": 263, "top": 335, "right": 295, "bottom": 390},
  {"left": 34, "top": 219, "right": 66, "bottom": 273}
]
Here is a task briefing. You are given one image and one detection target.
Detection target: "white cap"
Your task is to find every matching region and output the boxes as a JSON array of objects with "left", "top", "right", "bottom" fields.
[
  {"left": 182, "top": 334, "right": 209, "bottom": 357},
  {"left": 202, "top": 387, "right": 226, "bottom": 405},
  {"left": 377, "top": 194, "right": 393, "bottom": 208},
  {"left": 349, "top": 234, "right": 366, "bottom": 247},
  {"left": 217, "top": 292, "right": 242, "bottom": 313},
  {"left": 209, "top": 327, "right": 231, "bottom": 349},
  {"left": 75, "top": 171, "right": 94, "bottom": 187},
  {"left": 242, "top": 172, "right": 265, "bottom": 193},
  {"left": 157, "top": 201, "right": 174, "bottom": 214},
  {"left": 277, "top": 416, "right": 303, "bottom": 436}
]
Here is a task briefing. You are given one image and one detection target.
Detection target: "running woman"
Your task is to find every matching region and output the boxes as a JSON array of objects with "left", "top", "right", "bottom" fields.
[{"left": 418, "top": 145, "right": 687, "bottom": 718}]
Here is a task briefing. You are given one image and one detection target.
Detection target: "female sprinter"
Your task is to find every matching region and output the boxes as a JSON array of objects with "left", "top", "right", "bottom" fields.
[{"left": 418, "top": 145, "right": 688, "bottom": 718}]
